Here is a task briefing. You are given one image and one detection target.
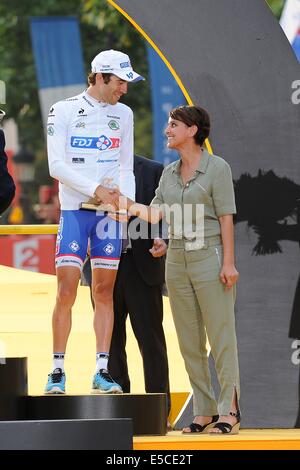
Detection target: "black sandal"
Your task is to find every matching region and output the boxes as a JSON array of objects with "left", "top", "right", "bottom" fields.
[
  {"left": 209, "top": 410, "right": 241, "bottom": 435},
  {"left": 182, "top": 415, "right": 219, "bottom": 434}
]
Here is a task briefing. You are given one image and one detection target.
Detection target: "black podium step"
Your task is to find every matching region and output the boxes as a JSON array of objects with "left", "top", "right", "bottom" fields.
[
  {"left": 0, "top": 358, "right": 27, "bottom": 395},
  {"left": 0, "top": 358, "right": 28, "bottom": 420},
  {"left": 0, "top": 418, "right": 132, "bottom": 450},
  {"left": 23, "top": 393, "right": 167, "bottom": 436}
]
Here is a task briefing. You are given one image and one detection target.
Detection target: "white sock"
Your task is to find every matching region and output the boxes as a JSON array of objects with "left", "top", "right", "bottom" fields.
[
  {"left": 53, "top": 353, "right": 65, "bottom": 372},
  {"left": 96, "top": 352, "right": 109, "bottom": 373}
]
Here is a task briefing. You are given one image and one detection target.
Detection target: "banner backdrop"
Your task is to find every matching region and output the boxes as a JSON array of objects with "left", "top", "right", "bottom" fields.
[
  {"left": 30, "top": 17, "right": 86, "bottom": 128},
  {"left": 147, "top": 46, "right": 186, "bottom": 165}
]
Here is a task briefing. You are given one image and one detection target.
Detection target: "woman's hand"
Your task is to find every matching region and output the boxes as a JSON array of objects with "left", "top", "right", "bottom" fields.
[{"left": 220, "top": 264, "right": 239, "bottom": 290}]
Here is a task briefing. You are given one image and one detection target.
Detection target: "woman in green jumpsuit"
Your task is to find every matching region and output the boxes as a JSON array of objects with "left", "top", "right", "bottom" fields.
[{"left": 120, "top": 105, "right": 240, "bottom": 434}]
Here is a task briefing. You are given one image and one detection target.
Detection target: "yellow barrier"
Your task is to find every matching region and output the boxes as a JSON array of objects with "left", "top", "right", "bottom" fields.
[{"left": 0, "top": 225, "right": 58, "bottom": 235}]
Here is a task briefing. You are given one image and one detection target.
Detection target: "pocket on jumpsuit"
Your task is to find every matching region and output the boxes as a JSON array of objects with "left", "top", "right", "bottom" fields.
[{"left": 187, "top": 245, "right": 223, "bottom": 282}]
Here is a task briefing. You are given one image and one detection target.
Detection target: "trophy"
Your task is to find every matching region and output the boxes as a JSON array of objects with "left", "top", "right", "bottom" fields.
[{"left": 79, "top": 197, "right": 119, "bottom": 213}]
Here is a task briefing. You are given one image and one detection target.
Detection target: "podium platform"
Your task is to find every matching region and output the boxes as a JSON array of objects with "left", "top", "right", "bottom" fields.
[
  {"left": 0, "top": 358, "right": 166, "bottom": 449},
  {"left": 0, "top": 418, "right": 133, "bottom": 450},
  {"left": 0, "top": 358, "right": 27, "bottom": 420},
  {"left": 23, "top": 393, "right": 167, "bottom": 436}
]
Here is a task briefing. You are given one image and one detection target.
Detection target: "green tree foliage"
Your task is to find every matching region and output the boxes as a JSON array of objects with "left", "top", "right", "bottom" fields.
[
  {"left": 266, "top": 0, "right": 285, "bottom": 19},
  {"left": 0, "top": 0, "right": 152, "bottom": 192},
  {"left": 0, "top": 1, "right": 83, "bottom": 167}
]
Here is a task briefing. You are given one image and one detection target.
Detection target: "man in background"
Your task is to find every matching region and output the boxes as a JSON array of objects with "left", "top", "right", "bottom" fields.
[{"left": 82, "top": 154, "right": 171, "bottom": 416}]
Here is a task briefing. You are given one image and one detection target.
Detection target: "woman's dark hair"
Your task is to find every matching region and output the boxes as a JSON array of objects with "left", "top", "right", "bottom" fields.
[
  {"left": 169, "top": 105, "right": 210, "bottom": 146},
  {"left": 87, "top": 72, "right": 113, "bottom": 85}
]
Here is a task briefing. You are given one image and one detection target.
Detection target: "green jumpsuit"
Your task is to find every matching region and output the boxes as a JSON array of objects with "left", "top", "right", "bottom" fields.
[{"left": 151, "top": 149, "right": 240, "bottom": 416}]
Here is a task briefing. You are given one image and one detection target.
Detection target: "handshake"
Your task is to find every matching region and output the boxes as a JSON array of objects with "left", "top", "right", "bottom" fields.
[
  {"left": 81, "top": 184, "right": 162, "bottom": 225},
  {"left": 80, "top": 185, "right": 129, "bottom": 215}
]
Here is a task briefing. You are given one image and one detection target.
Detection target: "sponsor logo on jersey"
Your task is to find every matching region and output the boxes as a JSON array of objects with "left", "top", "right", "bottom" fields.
[
  {"left": 82, "top": 95, "right": 94, "bottom": 107},
  {"left": 108, "top": 120, "right": 120, "bottom": 130},
  {"left": 69, "top": 240, "right": 80, "bottom": 252},
  {"left": 71, "top": 135, "right": 120, "bottom": 151},
  {"left": 75, "top": 121, "right": 85, "bottom": 128},
  {"left": 47, "top": 126, "right": 54, "bottom": 136},
  {"left": 72, "top": 157, "right": 85, "bottom": 163},
  {"left": 77, "top": 108, "right": 87, "bottom": 117},
  {"left": 96, "top": 136, "right": 120, "bottom": 150},
  {"left": 103, "top": 243, "right": 115, "bottom": 255}
]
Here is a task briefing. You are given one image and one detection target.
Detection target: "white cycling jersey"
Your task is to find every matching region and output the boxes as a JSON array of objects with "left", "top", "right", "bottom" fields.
[{"left": 47, "top": 90, "right": 135, "bottom": 210}]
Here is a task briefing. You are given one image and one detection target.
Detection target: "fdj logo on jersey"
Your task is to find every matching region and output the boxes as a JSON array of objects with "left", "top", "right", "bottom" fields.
[{"left": 71, "top": 135, "right": 120, "bottom": 151}]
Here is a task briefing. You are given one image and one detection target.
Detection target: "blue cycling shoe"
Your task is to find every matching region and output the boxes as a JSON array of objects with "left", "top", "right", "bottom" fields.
[
  {"left": 91, "top": 369, "right": 123, "bottom": 394},
  {"left": 45, "top": 368, "right": 66, "bottom": 394}
]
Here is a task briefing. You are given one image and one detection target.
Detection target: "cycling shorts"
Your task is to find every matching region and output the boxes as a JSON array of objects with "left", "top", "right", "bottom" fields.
[{"left": 55, "top": 210, "right": 121, "bottom": 271}]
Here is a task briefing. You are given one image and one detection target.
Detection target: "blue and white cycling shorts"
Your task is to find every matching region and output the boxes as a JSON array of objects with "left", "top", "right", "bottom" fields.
[{"left": 55, "top": 210, "right": 122, "bottom": 271}]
